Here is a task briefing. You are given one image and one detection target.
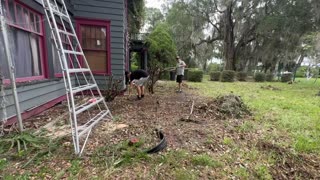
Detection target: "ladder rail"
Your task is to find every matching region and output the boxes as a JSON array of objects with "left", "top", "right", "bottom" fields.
[
  {"left": 42, "top": 0, "right": 81, "bottom": 153},
  {"left": 41, "top": 1, "right": 78, "bottom": 153}
]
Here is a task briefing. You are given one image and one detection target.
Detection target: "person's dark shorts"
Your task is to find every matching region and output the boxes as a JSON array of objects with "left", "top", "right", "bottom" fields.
[{"left": 176, "top": 75, "right": 183, "bottom": 83}]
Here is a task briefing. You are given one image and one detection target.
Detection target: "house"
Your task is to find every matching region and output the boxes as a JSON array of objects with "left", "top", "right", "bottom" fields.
[{"left": 0, "top": 0, "right": 131, "bottom": 124}]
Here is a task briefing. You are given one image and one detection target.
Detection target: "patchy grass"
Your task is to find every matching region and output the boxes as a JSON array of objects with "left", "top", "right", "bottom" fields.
[
  {"left": 1, "top": 78, "right": 319, "bottom": 179},
  {"left": 191, "top": 153, "right": 222, "bottom": 167},
  {"left": 188, "top": 77, "right": 320, "bottom": 154}
]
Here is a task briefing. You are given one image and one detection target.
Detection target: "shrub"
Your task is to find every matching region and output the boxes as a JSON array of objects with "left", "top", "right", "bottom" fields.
[
  {"left": 188, "top": 69, "right": 203, "bottom": 82},
  {"left": 254, "top": 72, "right": 266, "bottom": 82},
  {"left": 160, "top": 71, "right": 170, "bottom": 80},
  {"left": 210, "top": 71, "right": 221, "bottom": 81},
  {"left": 266, "top": 73, "right": 274, "bottom": 82},
  {"left": 281, "top": 73, "right": 293, "bottom": 82},
  {"left": 183, "top": 69, "right": 189, "bottom": 80},
  {"left": 296, "top": 66, "right": 307, "bottom": 77},
  {"left": 221, "top": 70, "right": 236, "bottom": 82},
  {"left": 103, "top": 76, "right": 123, "bottom": 102},
  {"left": 207, "top": 63, "right": 220, "bottom": 73},
  {"left": 237, "top": 72, "right": 247, "bottom": 81}
]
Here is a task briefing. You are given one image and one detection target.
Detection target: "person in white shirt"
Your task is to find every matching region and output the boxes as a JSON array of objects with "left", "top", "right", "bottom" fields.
[{"left": 176, "top": 56, "right": 187, "bottom": 93}]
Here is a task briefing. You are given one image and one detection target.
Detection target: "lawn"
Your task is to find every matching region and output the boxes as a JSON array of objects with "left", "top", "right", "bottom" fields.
[
  {"left": 1, "top": 77, "right": 320, "bottom": 179},
  {"left": 188, "top": 77, "right": 320, "bottom": 154}
]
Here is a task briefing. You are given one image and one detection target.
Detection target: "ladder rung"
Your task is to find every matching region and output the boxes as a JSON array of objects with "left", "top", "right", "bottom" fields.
[
  {"left": 70, "top": 84, "right": 97, "bottom": 94},
  {"left": 58, "top": 29, "right": 76, "bottom": 37},
  {"left": 51, "top": 8, "right": 69, "bottom": 18},
  {"left": 77, "top": 110, "right": 111, "bottom": 137},
  {"left": 75, "top": 98, "right": 104, "bottom": 115},
  {"left": 63, "top": 50, "right": 83, "bottom": 55},
  {"left": 67, "top": 68, "right": 90, "bottom": 73}
]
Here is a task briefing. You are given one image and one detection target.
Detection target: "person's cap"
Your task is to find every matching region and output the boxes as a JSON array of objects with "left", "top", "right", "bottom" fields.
[{"left": 176, "top": 56, "right": 180, "bottom": 59}]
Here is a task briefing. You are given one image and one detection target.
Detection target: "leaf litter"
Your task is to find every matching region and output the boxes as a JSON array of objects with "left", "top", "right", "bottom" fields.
[{"left": 1, "top": 82, "right": 319, "bottom": 179}]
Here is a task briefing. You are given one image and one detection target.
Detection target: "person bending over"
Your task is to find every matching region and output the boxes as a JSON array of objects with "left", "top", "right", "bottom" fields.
[{"left": 127, "top": 69, "right": 149, "bottom": 100}]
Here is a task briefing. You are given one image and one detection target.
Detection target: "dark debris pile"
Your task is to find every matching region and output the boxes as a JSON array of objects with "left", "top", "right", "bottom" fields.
[{"left": 196, "top": 94, "right": 251, "bottom": 119}]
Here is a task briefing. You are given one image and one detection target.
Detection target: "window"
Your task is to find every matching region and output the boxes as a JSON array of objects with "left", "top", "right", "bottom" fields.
[
  {"left": 76, "top": 18, "right": 110, "bottom": 74},
  {"left": 51, "top": 24, "right": 72, "bottom": 76},
  {"left": 0, "top": 0, "right": 46, "bottom": 82}
]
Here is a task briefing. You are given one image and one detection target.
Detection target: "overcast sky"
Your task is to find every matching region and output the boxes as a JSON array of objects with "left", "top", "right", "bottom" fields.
[{"left": 145, "top": 0, "right": 164, "bottom": 8}]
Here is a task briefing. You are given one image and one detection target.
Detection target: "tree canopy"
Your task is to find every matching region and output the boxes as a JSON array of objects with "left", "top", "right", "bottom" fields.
[
  {"left": 128, "top": 0, "right": 145, "bottom": 34},
  {"left": 142, "top": 0, "right": 320, "bottom": 74},
  {"left": 146, "top": 23, "right": 177, "bottom": 66}
]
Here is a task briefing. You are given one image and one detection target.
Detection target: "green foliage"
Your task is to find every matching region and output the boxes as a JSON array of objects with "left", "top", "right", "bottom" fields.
[
  {"left": 187, "top": 69, "right": 203, "bottom": 82},
  {"left": 191, "top": 154, "right": 222, "bottom": 167},
  {"left": 254, "top": 165, "right": 272, "bottom": 179},
  {"left": 160, "top": 71, "right": 170, "bottom": 80},
  {"left": 146, "top": 23, "right": 177, "bottom": 68},
  {"left": 210, "top": 71, "right": 221, "bottom": 81},
  {"left": 93, "top": 139, "right": 149, "bottom": 169},
  {"left": 128, "top": 0, "right": 145, "bottom": 34},
  {"left": 223, "top": 137, "right": 234, "bottom": 146},
  {"left": 130, "top": 52, "right": 140, "bottom": 71},
  {"left": 296, "top": 66, "right": 307, "bottom": 77},
  {"left": 69, "top": 160, "right": 82, "bottom": 176},
  {"left": 146, "top": 23, "right": 177, "bottom": 93},
  {"left": 145, "top": 8, "right": 164, "bottom": 32},
  {"left": 3, "top": 173, "right": 31, "bottom": 180},
  {"left": 166, "top": 2, "right": 194, "bottom": 63},
  {"left": 266, "top": 73, "right": 274, "bottom": 82},
  {"left": 237, "top": 72, "right": 247, "bottom": 81},
  {"left": 296, "top": 66, "right": 319, "bottom": 78},
  {"left": 0, "top": 158, "right": 7, "bottom": 171},
  {"left": 294, "top": 135, "right": 320, "bottom": 153},
  {"left": 234, "top": 167, "right": 250, "bottom": 179},
  {"left": 0, "top": 131, "right": 61, "bottom": 173},
  {"left": 131, "top": 64, "right": 138, "bottom": 71},
  {"left": 254, "top": 72, "right": 266, "bottom": 82},
  {"left": 281, "top": 73, "right": 293, "bottom": 82},
  {"left": 174, "top": 169, "right": 197, "bottom": 180},
  {"left": 221, "top": 70, "right": 236, "bottom": 82},
  {"left": 0, "top": 132, "right": 48, "bottom": 154},
  {"left": 207, "top": 63, "right": 221, "bottom": 73}
]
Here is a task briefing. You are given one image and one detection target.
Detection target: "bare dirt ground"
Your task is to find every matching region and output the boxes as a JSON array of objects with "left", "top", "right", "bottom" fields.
[{"left": 5, "top": 81, "right": 320, "bottom": 179}]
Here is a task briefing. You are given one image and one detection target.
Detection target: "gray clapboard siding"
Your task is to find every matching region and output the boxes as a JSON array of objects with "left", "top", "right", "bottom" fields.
[
  {"left": 0, "top": 79, "right": 66, "bottom": 119},
  {"left": 32, "top": 0, "right": 74, "bottom": 14},
  {"left": 74, "top": 0, "right": 123, "bottom": 10},
  {"left": 74, "top": 5, "right": 123, "bottom": 15}
]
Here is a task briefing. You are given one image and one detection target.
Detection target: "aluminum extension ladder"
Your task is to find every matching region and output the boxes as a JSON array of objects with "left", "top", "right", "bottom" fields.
[{"left": 41, "top": 0, "right": 113, "bottom": 155}]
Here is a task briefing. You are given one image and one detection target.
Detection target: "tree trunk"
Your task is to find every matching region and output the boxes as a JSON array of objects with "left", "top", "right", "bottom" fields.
[
  {"left": 223, "top": 4, "right": 236, "bottom": 71},
  {"left": 203, "top": 61, "right": 207, "bottom": 72},
  {"left": 293, "top": 54, "right": 305, "bottom": 81},
  {"left": 243, "top": 59, "right": 250, "bottom": 73}
]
